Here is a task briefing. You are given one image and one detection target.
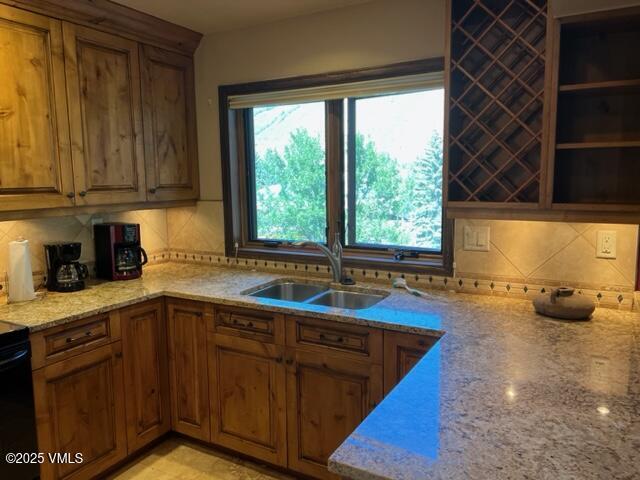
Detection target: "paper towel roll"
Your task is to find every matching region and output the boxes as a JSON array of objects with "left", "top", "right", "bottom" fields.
[{"left": 8, "top": 239, "right": 36, "bottom": 303}]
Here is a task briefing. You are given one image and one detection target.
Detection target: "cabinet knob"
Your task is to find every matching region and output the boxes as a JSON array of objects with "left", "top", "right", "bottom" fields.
[
  {"left": 79, "top": 191, "right": 87, "bottom": 197},
  {"left": 149, "top": 187, "right": 157, "bottom": 194},
  {"left": 66, "top": 192, "right": 75, "bottom": 198},
  {"left": 285, "top": 358, "right": 293, "bottom": 365}
]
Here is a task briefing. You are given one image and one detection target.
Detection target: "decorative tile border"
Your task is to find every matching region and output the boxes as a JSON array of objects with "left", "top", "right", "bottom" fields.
[
  {"left": 1, "top": 247, "right": 632, "bottom": 311},
  {"left": 167, "top": 249, "right": 636, "bottom": 311}
]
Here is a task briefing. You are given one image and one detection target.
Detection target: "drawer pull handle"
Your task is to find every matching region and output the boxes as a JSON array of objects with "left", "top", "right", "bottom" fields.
[
  {"left": 319, "top": 333, "right": 344, "bottom": 343},
  {"left": 231, "top": 317, "right": 255, "bottom": 328},
  {"left": 65, "top": 331, "right": 93, "bottom": 343}
]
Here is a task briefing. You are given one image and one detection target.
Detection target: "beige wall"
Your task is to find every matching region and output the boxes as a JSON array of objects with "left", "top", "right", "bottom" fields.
[{"left": 194, "top": 0, "right": 445, "bottom": 200}]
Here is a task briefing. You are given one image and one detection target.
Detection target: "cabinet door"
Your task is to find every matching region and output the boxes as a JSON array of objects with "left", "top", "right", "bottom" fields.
[
  {"left": 286, "top": 349, "right": 383, "bottom": 479},
  {"left": 167, "top": 299, "right": 210, "bottom": 441},
  {"left": 208, "top": 333, "right": 287, "bottom": 466},
  {"left": 383, "top": 331, "right": 437, "bottom": 394},
  {"left": 0, "top": 4, "right": 74, "bottom": 212},
  {"left": 33, "top": 342, "right": 127, "bottom": 480},
  {"left": 63, "top": 23, "right": 146, "bottom": 205},
  {"left": 140, "top": 45, "right": 199, "bottom": 201},
  {"left": 121, "top": 299, "right": 170, "bottom": 453}
]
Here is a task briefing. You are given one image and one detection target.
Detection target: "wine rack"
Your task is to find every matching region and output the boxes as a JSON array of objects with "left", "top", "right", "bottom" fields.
[{"left": 448, "top": 0, "right": 547, "bottom": 204}]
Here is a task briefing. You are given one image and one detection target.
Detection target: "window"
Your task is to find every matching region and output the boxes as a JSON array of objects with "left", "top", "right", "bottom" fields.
[
  {"left": 345, "top": 90, "right": 444, "bottom": 252},
  {"left": 251, "top": 102, "right": 326, "bottom": 243},
  {"left": 221, "top": 59, "right": 452, "bottom": 274}
]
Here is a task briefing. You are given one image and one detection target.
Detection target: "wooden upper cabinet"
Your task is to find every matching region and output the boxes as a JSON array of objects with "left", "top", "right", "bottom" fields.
[
  {"left": 0, "top": 4, "right": 74, "bottom": 212},
  {"left": 166, "top": 299, "right": 210, "bottom": 441},
  {"left": 140, "top": 45, "right": 199, "bottom": 201},
  {"left": 121, "top": 299, "right": 170, "bottom": 453},
  {"left": 33, "top": 342, "right": 127, "bottom": 480},
  {"left": 63, "top": 22, "right": 146, "bottom": 205}
]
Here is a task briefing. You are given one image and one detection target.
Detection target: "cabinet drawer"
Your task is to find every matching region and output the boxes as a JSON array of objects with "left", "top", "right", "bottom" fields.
[
  {"left": 31, "top": 311, "right": 121, "bottom": 370},
  {"left": 213, "top": 306, "right": 284, "bottom": 344},
  {"left": 286, "top": 316, "right": 382, "bottom": 363}
]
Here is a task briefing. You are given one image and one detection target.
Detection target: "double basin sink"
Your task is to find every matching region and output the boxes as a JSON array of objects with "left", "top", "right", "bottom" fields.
[{"left": 244, "top": 280, "right": 387, "bottom": 310}]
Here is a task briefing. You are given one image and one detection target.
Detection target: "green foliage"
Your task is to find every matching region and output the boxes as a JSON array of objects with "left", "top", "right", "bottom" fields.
[
  {"left": 253, "top": 128, "right": 443, "bottom": 250},
  {"left": 410, "top": 131, "right": 444, "bottom": 249},
  {"left": 352, "top": 134, "right": 409, "bottom": 245},
  {"left": 255, "top": 129, "right": 326, "bottom": 242}
]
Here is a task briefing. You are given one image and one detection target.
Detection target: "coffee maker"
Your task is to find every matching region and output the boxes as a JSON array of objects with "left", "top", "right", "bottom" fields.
[
  {"left": 44, "top": 243, "right": 89, "bottom": 292},
  {"left": 94, "top": 223, "right": 147, "bottom": 281}
]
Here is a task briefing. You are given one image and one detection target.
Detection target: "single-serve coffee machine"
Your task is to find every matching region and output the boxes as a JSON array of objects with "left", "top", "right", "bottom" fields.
[
  {"left": 94, "top": 223, "right": 148, "bottom": 281},
  {"left": 44, "top": 243, "right": 89, "bottom": 292}
]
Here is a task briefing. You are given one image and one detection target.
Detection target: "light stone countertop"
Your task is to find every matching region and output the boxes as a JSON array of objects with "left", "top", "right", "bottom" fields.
[{"left": 1, "top": 262, "right": 638, "bottom": 480}]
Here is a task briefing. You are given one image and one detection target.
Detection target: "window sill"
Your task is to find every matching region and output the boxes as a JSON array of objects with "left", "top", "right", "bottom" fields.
[{"left": 234, "top": 246, "right": 452, "bottom": 277}]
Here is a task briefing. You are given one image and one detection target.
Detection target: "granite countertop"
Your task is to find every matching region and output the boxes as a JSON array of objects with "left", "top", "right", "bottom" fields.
[
  {"left": 0, "top": 263, "right": 447, "bottom": 335},
  {"left": 1, "top": 263, "right": 639, "bottom": 479}
]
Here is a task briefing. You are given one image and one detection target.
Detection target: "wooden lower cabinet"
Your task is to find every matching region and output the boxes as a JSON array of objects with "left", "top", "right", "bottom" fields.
[
  {"left": 383, "top": 331, "right": 437, "bottom": 394},
  {"left": 208, "top": 333, "right": 287, "bottom": 466},
  {"left": 285, "top": 349, "right": 383, "bottom": 479},
  {"left": 166, "top": 298, "right": 211, "bottom": 441},
  {"left": 121, "top": 299, "right": 170, "bottom": 453},
  {"left": 32, "top": 342, "right": 127, "bottom": 480},
  {"left": 30, "top": 299, "right": 436, "bottom": 480}
]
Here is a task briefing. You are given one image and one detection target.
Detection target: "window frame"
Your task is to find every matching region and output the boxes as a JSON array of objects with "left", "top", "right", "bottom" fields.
[{"left": 219, "top": 57, "right": 453, "bottom": 275}]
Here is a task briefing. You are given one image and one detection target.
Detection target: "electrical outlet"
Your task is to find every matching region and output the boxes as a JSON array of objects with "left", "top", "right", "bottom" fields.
[
  {"left": 463, "top": 226, "right": 490, "bottom": 252},
  {"left": 596, "top": 230, "right": 617, "bottom": 259}
]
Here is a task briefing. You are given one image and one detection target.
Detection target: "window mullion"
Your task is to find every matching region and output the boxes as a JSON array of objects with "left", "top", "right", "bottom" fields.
[
  {"left": 346, "top": 98, "right": 356, "bottom": 246},
  {"left": 325, "top": 100, "right": 345, "bottom": 246},
  {"left": 243, "top": 109, "right": 258, "bottom": 241}
]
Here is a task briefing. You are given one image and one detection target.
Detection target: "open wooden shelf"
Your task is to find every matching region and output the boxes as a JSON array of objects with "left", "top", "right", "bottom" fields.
[
  {"left": 448, "top": 0, "right": 547, "bottom": 204},
  {"left": 558, "top": 78, "right": 640, "bottom": 93},
  {"left": 551, "top": 9, "right": 640, "bottom": 207},
  {"left": 556, "top": 141, "right": 640, "bottom": 150}
]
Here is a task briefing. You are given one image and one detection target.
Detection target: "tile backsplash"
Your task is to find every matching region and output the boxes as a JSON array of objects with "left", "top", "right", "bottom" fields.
[
  {"left": 454, "top": 219, "right": 639, "bottom": 290},
  {"left": 0, "top": 200, "right": 638, "bottom": 309},
  {"left": 0, "top": 209, "right": 170, "bottom": 292}
]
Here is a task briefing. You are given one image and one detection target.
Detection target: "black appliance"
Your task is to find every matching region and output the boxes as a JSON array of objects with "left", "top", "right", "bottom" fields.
[
  {"left": 44, "top": 243, "right": 89, "bottom": 292},
  {"left": 94, "top": 223, "right": 147, "bottom": 281},
  {"left": 0, "top": 322, "right": 39, "bottom": 480}
]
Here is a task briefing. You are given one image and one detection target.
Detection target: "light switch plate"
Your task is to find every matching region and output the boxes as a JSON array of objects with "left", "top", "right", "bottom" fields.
[
  {"left": 463, "top": 225, "right": 490, "bottom": 252},
  {"left": 596, "top": 230, "right": 617, "bottom": 259}
]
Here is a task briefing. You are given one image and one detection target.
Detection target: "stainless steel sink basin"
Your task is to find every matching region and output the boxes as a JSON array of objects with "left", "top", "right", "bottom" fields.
[
  {"left": 249, "top": 282, "right": 328, "bottom": 302},
  {"left": 308, "top": 290, "right": 385, "bottom": 310}
]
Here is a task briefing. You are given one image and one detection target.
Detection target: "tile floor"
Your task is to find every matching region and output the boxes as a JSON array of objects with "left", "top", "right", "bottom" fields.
[{"left": 108, "top": 438, "right": 294, "bottom": 480}]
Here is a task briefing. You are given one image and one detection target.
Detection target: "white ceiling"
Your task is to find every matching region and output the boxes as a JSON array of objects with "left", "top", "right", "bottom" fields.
[{"left": 115, "top": 0, "right": 374, "bottom": 34}]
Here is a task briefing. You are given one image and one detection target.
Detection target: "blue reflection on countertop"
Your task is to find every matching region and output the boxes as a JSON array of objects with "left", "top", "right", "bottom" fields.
[{"left": 352, "top": 341, "right": 442, "bottom": 460}]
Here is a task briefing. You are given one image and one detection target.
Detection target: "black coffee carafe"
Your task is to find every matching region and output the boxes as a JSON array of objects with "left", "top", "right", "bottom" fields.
[{"left": 44, "top": 243, "right": 89, "bottom": 292}]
